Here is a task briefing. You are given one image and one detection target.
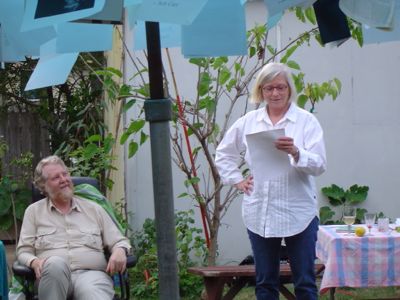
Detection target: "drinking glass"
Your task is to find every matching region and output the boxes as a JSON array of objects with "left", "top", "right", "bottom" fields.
[
  {"left": 364, "top": 213, "right": 376, "bottom": 236},
  {"left": 377, "top": 217, "right": 389, "bottom": 233},
  {"left": 343, "top": 206, "right": 356, "bottom": 235}
]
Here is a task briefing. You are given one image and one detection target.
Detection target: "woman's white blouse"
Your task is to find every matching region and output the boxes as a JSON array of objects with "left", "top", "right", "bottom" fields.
[{"left": 215, "top": 104, "right": 327, "bottom": 237}]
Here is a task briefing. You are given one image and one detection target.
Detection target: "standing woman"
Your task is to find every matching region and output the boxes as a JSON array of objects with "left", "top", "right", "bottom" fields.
[{"left": 215, "top": 62, "right": 326, "bottom": 300}]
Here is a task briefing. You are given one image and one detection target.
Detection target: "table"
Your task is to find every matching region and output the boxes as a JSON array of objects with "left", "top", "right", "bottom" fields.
[
  {"left": 316, "top": 225, "right": 400, "bottom": 298},
  {"left": 0, "top": 241, "right": 9, "bottom": 300}
]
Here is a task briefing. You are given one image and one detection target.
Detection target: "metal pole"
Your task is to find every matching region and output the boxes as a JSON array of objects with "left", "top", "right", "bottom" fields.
[{"left": 144, "top": 21, "right": 180, "bottom": 300}]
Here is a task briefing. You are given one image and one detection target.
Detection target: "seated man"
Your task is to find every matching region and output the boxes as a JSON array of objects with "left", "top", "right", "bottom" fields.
[{"left": 17, "top": 155, "right": 131, "bottom": 300}]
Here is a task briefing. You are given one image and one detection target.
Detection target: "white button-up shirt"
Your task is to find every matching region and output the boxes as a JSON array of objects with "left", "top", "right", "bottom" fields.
[{"left": 215, "top": 103, "right": 327, "bottom": 238}]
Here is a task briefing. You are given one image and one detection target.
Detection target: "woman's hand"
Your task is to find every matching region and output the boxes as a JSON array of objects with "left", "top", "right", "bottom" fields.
[
  {"left": 234, "top": 176, "right": 254, "bottom": 195},
  {"left": 275, "top": 136, "right": 299, "bottom": 161}
]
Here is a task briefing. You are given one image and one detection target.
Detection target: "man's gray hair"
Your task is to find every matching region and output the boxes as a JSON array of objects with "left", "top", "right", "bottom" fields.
[{"left": 33, "top": 155, "right": 67, "bottom": 193}]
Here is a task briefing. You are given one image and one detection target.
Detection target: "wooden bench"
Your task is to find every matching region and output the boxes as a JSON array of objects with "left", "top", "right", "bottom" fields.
[{"left": 188, "top": 263, "right": 325, "bottom": 300}]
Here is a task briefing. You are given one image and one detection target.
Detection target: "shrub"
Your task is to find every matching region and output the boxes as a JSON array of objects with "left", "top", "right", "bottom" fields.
[{"left": 130, "top": 209, "right": 207, "bottom": 299}]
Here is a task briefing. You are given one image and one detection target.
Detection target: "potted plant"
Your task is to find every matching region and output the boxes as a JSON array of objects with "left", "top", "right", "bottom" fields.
[{"left": 320, "top": 184, "right": 369, "bottom": 225}]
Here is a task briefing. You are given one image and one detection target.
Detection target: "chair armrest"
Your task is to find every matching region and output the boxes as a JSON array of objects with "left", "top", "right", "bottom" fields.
[
  {"left": 126, "top": 254, "right": 137, "bottom": 269},
  {"left": 12, "top": 261, "right": 36, "bottom": 280}
]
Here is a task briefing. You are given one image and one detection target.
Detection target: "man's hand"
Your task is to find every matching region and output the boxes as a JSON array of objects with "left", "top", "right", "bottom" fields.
[
  {"left": 106, "top": 248, "right": 127, "bottom": 275},
  {"left": 30, "top": 258, "right": 46, "bottom": 279},
  {"left": 234, "top": 176, "right": 254, "bottom": 195}
]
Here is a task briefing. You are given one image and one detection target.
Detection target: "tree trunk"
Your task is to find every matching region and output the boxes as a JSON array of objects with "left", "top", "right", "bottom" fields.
[{"left": 207, "top": 191, "right": 221, "bottom": 266}]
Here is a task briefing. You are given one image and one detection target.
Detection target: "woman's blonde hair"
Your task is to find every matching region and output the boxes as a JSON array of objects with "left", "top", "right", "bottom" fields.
[
  {"left": 33, "top": 155, "right": 68, "bottom": 193},
  {"left": 249, "top": 62, "right": 297, "bottom": 104}
]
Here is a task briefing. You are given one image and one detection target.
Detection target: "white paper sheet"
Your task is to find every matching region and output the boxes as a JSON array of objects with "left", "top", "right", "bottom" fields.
[{"left": 246, "top": 129, "right": 291, "bottom": 182}]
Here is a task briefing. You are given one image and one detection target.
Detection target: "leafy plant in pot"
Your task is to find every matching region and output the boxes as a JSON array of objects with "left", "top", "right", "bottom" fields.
[{"left": 320, "top": 184, "right": 369, "bottom": 225}]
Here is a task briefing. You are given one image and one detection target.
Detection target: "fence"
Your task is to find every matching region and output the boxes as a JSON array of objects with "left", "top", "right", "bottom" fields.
[{"left": 0, "top": 112, "right": 50, "bottom": 179}]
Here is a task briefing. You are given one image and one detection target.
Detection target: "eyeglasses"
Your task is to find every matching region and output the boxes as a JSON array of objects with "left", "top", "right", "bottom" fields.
[{"left": 261, "top": 84, "right": 288, "bottom": 93}]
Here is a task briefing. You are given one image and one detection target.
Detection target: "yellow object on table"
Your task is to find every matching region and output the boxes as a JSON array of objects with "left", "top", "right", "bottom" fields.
[{"left": 354, "top": 226, "right": 366, "bottom": 237}]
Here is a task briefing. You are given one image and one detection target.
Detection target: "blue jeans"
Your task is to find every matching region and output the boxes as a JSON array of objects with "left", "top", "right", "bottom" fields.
[{"left": 247, "top": 216, "right": 319, "bottom": 300}]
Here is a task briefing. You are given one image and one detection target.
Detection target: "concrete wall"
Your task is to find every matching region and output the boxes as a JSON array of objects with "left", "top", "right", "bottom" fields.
[{"left": 124, "top": 2, "right": 400, "bottom": 264}]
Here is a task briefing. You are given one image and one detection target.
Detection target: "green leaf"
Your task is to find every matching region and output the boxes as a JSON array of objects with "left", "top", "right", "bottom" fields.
[
  {"left": 0, "top": 194, "right": 11, "bottom": 215},
  {"left": 226, "top": 78, "right": 237, "bottom": 92},
  {"left": 189, "top": 58, "right": 207, "bottom": 67},
  {"left": 127, "top": 119, "right": 146, "bottom": 134},
  {"left": 198, "top": 97, "right": 215, "bottom": 112},
  {"left": 134, "top": 84, "right": 150, "bottom": 98},
  {"left": 304, "top": 7, "right": 316, "bottom": 24},
  {"left": 286, "top": 60, "right": 300, "bottom": 70},
  {"left": 105, "top": 178, "right": 114, "bottom": 190},
  {"left": 120, "top": 132, "right": 130, "bottom": 145},
  {"left": 119, "top": 84, "right": 132, "bottom": 97},
  {"left": 321, "top": 184, "right": 345, "bottom": 206},
  {"left": 294, "top": 7, "right": 305, "bottom": 22},
  {"left": 192, "top": 146, "right": 202, "bottom": 156},
  {"left": 140, "top": 131, "right": 148, "bottom": 145},
  {"left": 249, "top": 46, "right": 256, "bottom": 58},
  {"left": 123, "top": 99, "right": 136, "bottom": 112},
  {"left": 212, "top": 57, "right": 228, "bottom": 69},
  {"left": 193, "top": 123, "right": 203, "bottom": 130},
  {"left": 266, "top": 45, "right": 276, "bottom": 55},
  {"left": 14, "top": 197, "right": 29, "bottom": 219},
  {"left": 334, "top": 78, "right": 342, "bottom": 92},
  {"left": 198, "top": 72, "right": 212, "bottom": 96},
  {"left": 83, "top": 143, "right": 98, "bottom": 159},
  {"left": 178, "top": 192, "right": 189, "bottom": 198},
  {"left": 356, "top": 208, "right": 367, "bottom": 224},
  {"left": 95, "top": 67, "right": 122, "bottom": 78},
  {"left": 297, "top": 94, "right": 308, "bottom": 108},
  {"left": 319, "top": 206, "right": 335, "bottom": 225},
  {"left": 104, "top": 67, "right": 123, "bottom": 78},
  {"left": 76, "top": 103, "right": 91, "bottom": 117},
  {"left": 292, "top": 72, "right": 304, "bottom": 93},
  {"left": 218, "top": 67, "right": 231, "bottom": 85},
  {"left": 86, "top": 134, "right": 101, "bottom": 143},
  {"left": 311, "top": 84, "right": 319, "bottom": 100},
  {"left": 345, "top": 185, "right": 369, "bottom": 205},
  {"left": 129, "top": 67, "right": 148, "bottom": 80},
  {"left": 234, "top": 62, "right": 242, "bottom": 73},
  {"left": 280, "top": 45, "right": 298, "bottom": 63},
  {"left": 10, "top": 182, "right": 18, "bottom": 193},
  {"left": 103, "top": 134, "right": 115, "bottom": 153},
  {"left": 0, "top": 215, "right": 13, "bottom": 231},
  {"left": 184, "top": 177, "right": 200, "bottom": 188},
  {"left": 128, "top": 141, "right": 139, "bottom": 158}
]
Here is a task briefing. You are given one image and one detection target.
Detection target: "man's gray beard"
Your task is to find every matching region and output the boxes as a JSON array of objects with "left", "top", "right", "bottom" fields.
[{"left": 49, "top": 187, "right": 74, "bottom": 202}]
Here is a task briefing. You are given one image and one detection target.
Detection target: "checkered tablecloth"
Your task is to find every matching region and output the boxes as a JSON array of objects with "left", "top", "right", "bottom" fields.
[{"left": 316, "top": 225, "right": 400, "bottom": 294}]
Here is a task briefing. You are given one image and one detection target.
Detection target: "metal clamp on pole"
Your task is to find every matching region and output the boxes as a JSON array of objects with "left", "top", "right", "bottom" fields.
[{"left": 144, "top": 99, "right": 172, "bottom": 122}]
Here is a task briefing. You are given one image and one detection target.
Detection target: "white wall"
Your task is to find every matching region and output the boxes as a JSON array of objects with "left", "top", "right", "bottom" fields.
[{"left": 124, "top": 1, "right": 400, "bottom": 264}]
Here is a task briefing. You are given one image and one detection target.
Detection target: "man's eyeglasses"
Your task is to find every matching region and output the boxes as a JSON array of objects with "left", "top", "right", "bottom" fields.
[{"left": 261, "top": 84, "right": 288, "bottom": 93}]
